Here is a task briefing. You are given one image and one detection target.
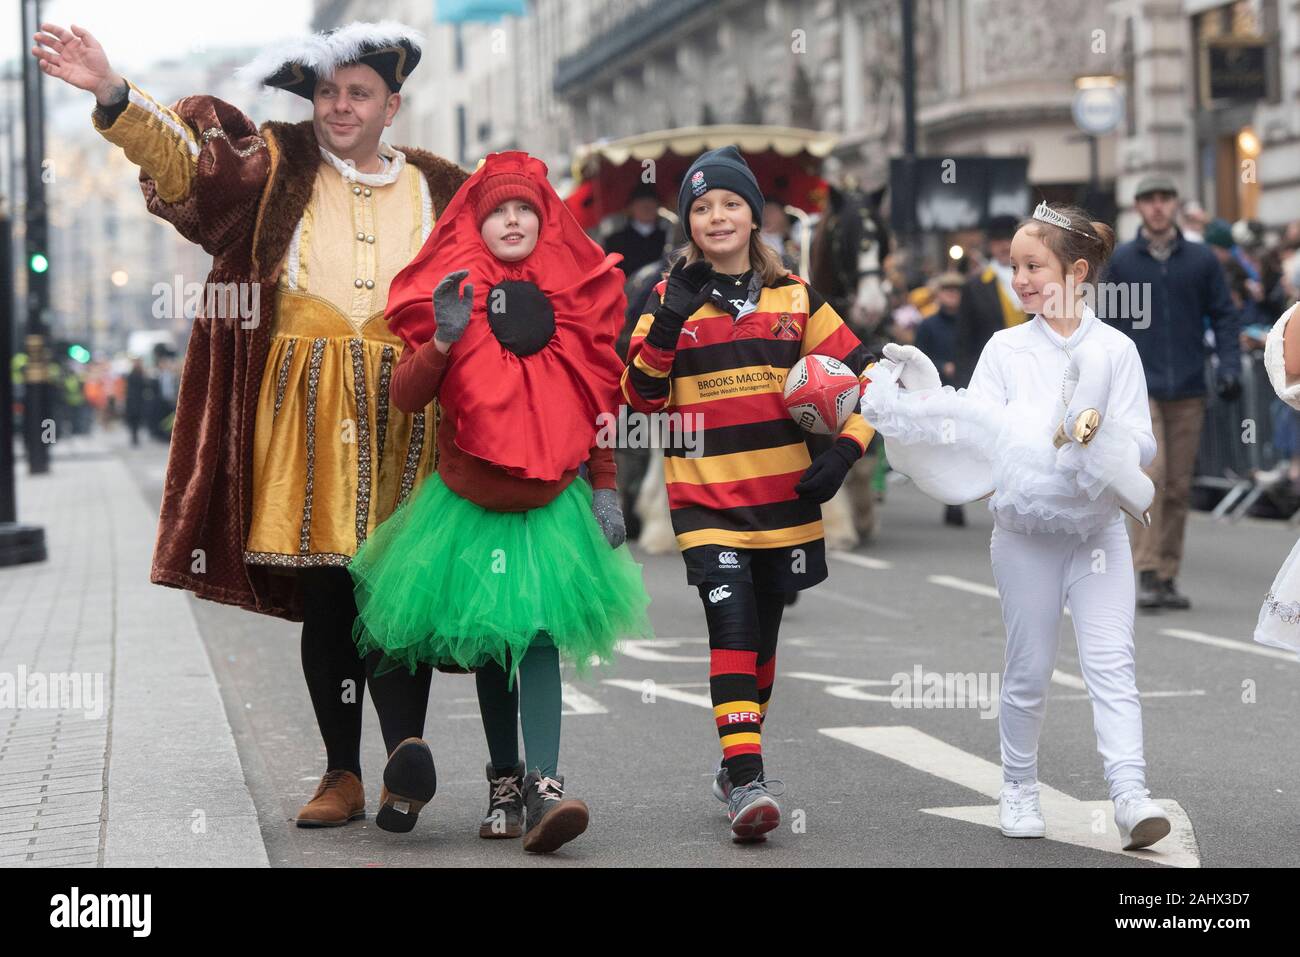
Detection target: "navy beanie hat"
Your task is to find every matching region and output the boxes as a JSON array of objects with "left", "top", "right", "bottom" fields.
[{"left": 677, "top": 146, "right": 764, "bottom": 243}]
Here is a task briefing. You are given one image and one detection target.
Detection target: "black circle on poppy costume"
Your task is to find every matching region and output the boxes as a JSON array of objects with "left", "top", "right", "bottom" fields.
[{"left": 486, "top": 281, "right": 555, "bottom": 358}]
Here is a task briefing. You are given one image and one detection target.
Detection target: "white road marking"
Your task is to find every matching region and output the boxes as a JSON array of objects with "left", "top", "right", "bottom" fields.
[
  {"left": 816, "top": 588, "right": 911, "bottom": 621},
  {"left": 828, "top": 550, "right": 894, "bottom": 570},
  {"left": 617, "top": 639, "right": 710, "bottom": 663},
  {"left": 602, "top": 679, "right": 714, "bottom": 709},
  {"left": 445, "top": 684, "right": 609, "bottom": 719},
  {"left": 1051, "top": 669, "right": 1088, "bottom": 690},
  {"left": 1159, "top": 628, "right": 1299, "bottom": 663},
  {"left": 785, "top": 671, "right": 898, "bottom": 702},
  {"left": 927, "top": 574, "right": 1000, "bottom": 600},
  {"left": 928, "top": 574, "right": 1071, "bottom": 617},
  {"left": 790, "top": 669, "right": 1202, "bottom": 706},
  {"left": 820, "top": 725, "right": 1200, "bottom": 867},
  {"left": 560, "top": 683, "right": 608, "bottom": 715}
]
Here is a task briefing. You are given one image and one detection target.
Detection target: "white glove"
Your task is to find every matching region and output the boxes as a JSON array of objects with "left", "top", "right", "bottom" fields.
[
  {"left": 1060, "top": 339, "right": 1112, "bottom": 441},
  {"left": 881, "top": 343, "right": 942, "bottom": 391}
]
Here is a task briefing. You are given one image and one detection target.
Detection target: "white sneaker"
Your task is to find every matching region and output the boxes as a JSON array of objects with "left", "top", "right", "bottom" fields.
[
  {"left": 999, "top": 780, "right": 1046, "bottom": 838},
  {"left": 1113, "top": 787, "right": 1170, "bottom": 850}
]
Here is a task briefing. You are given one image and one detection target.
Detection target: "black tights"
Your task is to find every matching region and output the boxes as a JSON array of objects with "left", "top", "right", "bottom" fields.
[{"left": 299, "top": 567, "right": 433, "bottom": 777}]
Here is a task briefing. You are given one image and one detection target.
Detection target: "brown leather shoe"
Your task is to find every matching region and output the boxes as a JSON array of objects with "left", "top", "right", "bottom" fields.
[{"left": 295, "top": 769, "right": 365, "bottom": 828}]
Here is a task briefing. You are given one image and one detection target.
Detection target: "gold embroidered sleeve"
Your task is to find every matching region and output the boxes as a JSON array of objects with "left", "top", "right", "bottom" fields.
[{"left": 92, "top": 81, "right": 198, "bottom": 204}]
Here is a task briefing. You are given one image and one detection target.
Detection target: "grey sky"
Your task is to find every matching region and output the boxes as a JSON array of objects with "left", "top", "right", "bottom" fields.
[{"left": 4, "top": 0, "right": 312, "bottom": 72}]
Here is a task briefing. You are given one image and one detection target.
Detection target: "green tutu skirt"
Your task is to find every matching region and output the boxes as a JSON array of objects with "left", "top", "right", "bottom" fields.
[{"left": 349, "top": 473, "right": 653, "bottom": 676}]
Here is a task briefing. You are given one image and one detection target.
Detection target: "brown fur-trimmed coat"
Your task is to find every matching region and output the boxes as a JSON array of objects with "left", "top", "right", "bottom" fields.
[{"left": 134, "top": 96, "right": 467, "bottom": 621}]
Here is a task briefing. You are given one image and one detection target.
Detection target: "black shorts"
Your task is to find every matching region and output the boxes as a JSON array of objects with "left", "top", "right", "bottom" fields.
[{"left": 682, "top": 540, "right": 828, "bottom": 592}]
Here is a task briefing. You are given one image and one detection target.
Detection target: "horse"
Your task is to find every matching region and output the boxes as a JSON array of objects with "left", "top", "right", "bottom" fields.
[{"left": 807, "top": 182, "right": 893, "bottom": 547}]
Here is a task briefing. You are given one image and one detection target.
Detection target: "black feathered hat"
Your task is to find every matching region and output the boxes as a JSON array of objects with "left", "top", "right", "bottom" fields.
[{"left": 238, "top": 20, "right": 423, "bottom": 101}]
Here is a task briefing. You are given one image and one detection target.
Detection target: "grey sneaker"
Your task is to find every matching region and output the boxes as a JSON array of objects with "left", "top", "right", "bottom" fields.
[
  {"left": 711, "top": 764, "right": 733, "bottom": 803},
  {"left": 726, "top": 773, "right": 785, "bottom": 843},
  {"left": 521, "top": 771, "right": 589, "bottom": 854},
  {"left": 478, "top": 761, "right": 525, "bottom": 839}
]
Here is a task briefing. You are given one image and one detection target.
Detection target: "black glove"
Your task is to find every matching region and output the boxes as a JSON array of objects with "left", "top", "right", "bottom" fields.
[
  {"left": 661, "top": 258, "right": 714, "bottom": 319},
  {"left": 433, "top": 269, "right": 473, "bottom": 346},
  {"left": 1216, "top": 376, "right": 1241, "bottom": 402},
  {"left": 643, "top": 259, "right": 714, "bottom": 352},
  {"left": 794, "top": 438, "right": 860, "bottom": 504}
]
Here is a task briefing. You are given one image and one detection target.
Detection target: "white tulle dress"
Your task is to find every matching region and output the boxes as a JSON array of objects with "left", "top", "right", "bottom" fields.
[
  {"left": 1256, "top": 302, "right": 1300, "bottom": 655},
  {"left": 861, "top": 305, "right": 1156, "bottom": 538}
]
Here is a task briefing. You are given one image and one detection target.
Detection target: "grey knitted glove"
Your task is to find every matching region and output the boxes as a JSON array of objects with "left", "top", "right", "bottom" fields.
[
  {"left": 433, "top": 269, "right": 473, "bottom": 346},
  {"left": 591, "top": 488, "right": 626, "bottom": 548}
]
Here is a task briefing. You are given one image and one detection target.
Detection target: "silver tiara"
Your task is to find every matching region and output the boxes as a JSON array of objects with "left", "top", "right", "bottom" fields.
[{"left": 1032, "top": 201, "right": 1101, "bottom": 242}]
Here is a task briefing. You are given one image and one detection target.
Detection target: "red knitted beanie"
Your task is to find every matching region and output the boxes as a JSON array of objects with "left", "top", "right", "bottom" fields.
[{"left": 474, "top": 173, "right": 545, "bottom": 226}]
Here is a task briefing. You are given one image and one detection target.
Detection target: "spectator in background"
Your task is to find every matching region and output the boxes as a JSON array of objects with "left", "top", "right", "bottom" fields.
[
  {"left": 1178, "top": 200, "right": 1207, "bottom": 243},
  {"left": 125, "top": 358, "right": 146, "bottom": 447},
  {"left": 889, "top": 302, "right": 923, "bottom": 346},
  {"left": 603, "top": 181, "right": 670, "bottom": 280},
  {"left": 915, "top": 271, "right": 967, "bottom": 526},
  {"left": 915, "top": 273, "right": 962, "bottom": 387},
  {"left": 1206, "top": 218, "right": 1274, "bottom": 329},
  {"left": 955, "top": 214, "right": 1026, "bottom": 385},
  {"left": 759, "top": 196, "right": 799, "bottom": 271},
  {"left": 1101, "top": 175, "right": 1240, "bottom": 612}
]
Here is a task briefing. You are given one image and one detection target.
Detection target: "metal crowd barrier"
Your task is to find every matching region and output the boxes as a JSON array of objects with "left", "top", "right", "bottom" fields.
[{"left": 1195, "top": 348, "right": 1289, "bottom": 520}]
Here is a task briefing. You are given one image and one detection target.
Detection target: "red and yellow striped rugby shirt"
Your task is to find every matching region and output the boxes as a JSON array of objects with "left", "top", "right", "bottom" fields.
[{"left": 621, "top": 273, "right": 876, "bottom": 551}]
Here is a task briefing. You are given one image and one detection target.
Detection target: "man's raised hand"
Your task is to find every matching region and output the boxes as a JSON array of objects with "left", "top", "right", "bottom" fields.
[{"left": 31, "top": 23, "right": 124, "bottom": 105}]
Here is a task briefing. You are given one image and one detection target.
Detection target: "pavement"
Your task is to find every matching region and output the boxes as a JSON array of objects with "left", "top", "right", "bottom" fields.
[
  {"left": 0, "top": 432, "right": 266, "bottom": 867},
  {"left": 3, "top": 424, "right": 1299, "bottom": 867}
]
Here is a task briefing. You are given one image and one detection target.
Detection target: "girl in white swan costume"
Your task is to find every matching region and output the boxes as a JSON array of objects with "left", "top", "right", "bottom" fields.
[
  {"left": 1257, "top": 301, "right": 1300, "bottom": 655},
  {"left": 860, "top": 203, "right": 1171, "bottom": 851}
]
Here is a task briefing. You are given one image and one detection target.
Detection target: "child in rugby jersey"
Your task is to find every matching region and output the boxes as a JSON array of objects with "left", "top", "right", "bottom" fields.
[{"left": 621, "top": 146, "right": 875, "bottom": 843}]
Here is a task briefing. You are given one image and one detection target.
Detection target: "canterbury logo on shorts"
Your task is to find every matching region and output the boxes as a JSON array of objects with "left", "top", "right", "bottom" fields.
[
  {"left": 708, "top": 584, "right": 732, "bottom": 604},
  {"left": 717, "top": 551, "right": 739, "bottom": 568}
]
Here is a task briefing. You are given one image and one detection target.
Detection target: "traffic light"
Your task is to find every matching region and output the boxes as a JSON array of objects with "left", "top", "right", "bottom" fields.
[
  {"left": 28, "top": 252, "right": 48, "bottom": 274},
  {"left": 67, "top": 344, "right": 90, "bottom": 364}
]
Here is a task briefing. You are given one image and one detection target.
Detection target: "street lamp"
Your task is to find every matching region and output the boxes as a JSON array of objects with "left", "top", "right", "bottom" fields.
[{"left": 1072, "top": 74, "right": 1123, "bottom": 210}]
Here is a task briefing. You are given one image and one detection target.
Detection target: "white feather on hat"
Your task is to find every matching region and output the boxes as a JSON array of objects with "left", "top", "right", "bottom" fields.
[{"left": 236, "top": 20, "right": 425, "bottom": 96}]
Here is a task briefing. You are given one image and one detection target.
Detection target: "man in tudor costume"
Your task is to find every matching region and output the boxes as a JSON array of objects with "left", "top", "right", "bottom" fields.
[{"left": 33, "top": 20, "right": 468, "bottom": 827}]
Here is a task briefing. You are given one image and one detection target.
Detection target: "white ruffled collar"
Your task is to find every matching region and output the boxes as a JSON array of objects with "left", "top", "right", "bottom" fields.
[
  {"left": 318, "top": 141, "right": 407, "bottom": 187},
  {"left": 1033, "top": 303, "right": 1097, "bottom": 351}
]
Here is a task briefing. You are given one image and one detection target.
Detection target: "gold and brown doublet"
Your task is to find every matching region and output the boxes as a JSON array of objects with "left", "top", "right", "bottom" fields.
[{"left": 244, "top": 148, "right": 439, "bottom": 567}]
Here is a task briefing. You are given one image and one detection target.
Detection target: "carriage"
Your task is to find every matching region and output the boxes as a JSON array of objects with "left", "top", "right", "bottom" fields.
[{"left": 563, "top": 124, "right": 839, "bottom": 277}]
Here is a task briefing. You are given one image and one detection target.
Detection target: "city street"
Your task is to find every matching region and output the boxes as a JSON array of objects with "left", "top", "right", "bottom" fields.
[
  {"left": 3, "top": 0, "right": 1300, "bottom": 919},
  {"left": 106, "top": 433, "right": 1300, "bottom": 868}
]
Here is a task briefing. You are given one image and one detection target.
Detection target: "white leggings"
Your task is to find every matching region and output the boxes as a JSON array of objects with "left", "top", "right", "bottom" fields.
[{"left": 989, "top": 518, "right": 1146, "bottom": 799}]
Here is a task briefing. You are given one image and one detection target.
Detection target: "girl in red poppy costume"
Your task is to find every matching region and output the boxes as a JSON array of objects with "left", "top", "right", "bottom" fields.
[{"left": 349, "top": 151, "right": 653, "bottom": 852}]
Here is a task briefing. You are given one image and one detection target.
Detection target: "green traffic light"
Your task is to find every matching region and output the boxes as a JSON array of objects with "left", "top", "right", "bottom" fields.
[
  {"left": 68, "top": 345, "right": 91, "bottom": 364},
  {"left": 29, "top": 252, "right": 49, "bottom": 274}
]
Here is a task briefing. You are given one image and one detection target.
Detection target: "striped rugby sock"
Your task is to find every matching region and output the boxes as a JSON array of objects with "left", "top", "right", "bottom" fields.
[
  {"left": 756, "top": 654, "right": 776, "bottom": 725},
  {"left": 710, "top": 648, "right": 762, "bottom": 787}
]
